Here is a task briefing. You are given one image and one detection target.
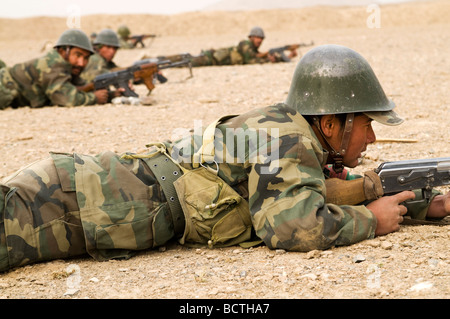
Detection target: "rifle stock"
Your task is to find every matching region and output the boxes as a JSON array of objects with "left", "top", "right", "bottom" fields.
[
  {"left": 133, "top": 63, "right": 158, "bottom": 92},
  {"left": 325, "top": 178, "right": 365, "bottom": 206}
]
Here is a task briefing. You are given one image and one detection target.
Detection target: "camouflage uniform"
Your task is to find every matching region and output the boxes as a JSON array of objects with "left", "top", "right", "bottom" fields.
[
  {"left": 0, "top": 104, "right": 434, "bottom": 272},
  {"left": 0, "top": 59, "right": 5, "bottom": 69},
  {"left": 117, "top": 25, "right": 135, "bottom": 50},
  {"left": 0, "top": 49, "right": 96, "bottom": 109},
  {"left": 236, "top": 39, "right": 271, "bottom": 64},
  {"left": 119, "top": 38, "right": 134, "bottom": 50},
  {"left": 80, "top": 52, "right": 119, "bottom": 83},
  {"left": 165, "top": 39, "right": 271, "bottom": 67}
]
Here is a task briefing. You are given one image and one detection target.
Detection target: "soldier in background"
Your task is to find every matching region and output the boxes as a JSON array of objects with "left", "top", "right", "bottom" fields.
[
  {"left": 117, "top": 25, "right": 137, "bottom": 49},
  {"left": 81, "top": 29, "right": 121, "bottom": 83},
  {"left": 0, "top": 29, "right": 109, "bottom": 109},
  {"left": 160, "top": 26, "right": 298, "bottom": 66},
  {"left": 0, "top": 45, "right": 448, "bottom": 272},
  {"left": 0, "top": 59, "right": 5, "bottom": 69}
]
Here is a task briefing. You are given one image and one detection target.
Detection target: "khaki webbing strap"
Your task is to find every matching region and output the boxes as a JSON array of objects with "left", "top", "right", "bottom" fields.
[
  {"left": 192, "top": 114, "right": 238, "bottom": 170},
  {"left": 143, "top": 153, "right": 185, "bottom": 236}
]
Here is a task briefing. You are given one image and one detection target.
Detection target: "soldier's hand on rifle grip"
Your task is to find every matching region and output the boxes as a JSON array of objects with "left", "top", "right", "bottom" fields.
[
  {"left": 367, "top": 191, "right": 415, "bottom": 236},
  {"left": 426, "top": 192, "right": 450, "bottom": 219},
  {"left": 267, "top": 53, "right": 277, "bottom": 63},
  {"left": 94, "top": 89, "right": 109, "bottom": 104}
]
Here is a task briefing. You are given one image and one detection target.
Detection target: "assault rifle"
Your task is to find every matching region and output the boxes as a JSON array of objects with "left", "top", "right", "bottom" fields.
[
  {"left": 325, "top": 157, "right": 450, "bottom": 206},
  {"left": 127, "top": 34, "right": 158, "bottom": 48},
  {"left": 268, "top": 41, "right": 314, "bottom": 62},
  {"left": 134, "top": 58, "right": 193, "bottom": 80},
  {"left": 79, "top": 62, "right": 159, "bottom": 97}
]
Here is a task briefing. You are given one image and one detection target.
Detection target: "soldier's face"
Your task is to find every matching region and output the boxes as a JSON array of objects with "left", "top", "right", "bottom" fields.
[
  {"left": 250, "top": 36, "right": 264, "bottom": 48},
  {"left": 98, "top": 45, "right": 118, "bottom": 62},
  {"left": 319, "top": 114, "right": 376, "bottom": 168},
  {"left": 342, "top": 114, "right": 376, "bottom": 168},
  {"left": 66, "top": 47, "right": 91, "bottom": 76}
]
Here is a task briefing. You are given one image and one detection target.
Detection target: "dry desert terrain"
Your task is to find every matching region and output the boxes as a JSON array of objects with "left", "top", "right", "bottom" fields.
[{"left": 0, "top": 0, "right": 448, "bottom": 300}]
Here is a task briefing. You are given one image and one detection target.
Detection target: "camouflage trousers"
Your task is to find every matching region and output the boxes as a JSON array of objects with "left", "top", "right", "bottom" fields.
[
  {"left": 164, "top": 48, "right": 243, "bottom": 67},
  {"left": 0, "top": 151, "right": 179, "bottom": 272}
]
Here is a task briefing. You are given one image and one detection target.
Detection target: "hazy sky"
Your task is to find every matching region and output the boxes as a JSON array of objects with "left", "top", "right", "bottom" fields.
[
  {"left": 2, "top": 0, "right": 419, "bottom": 18},
  {"left": 1, "top": 0, "right": 222, "bottom": 18}
]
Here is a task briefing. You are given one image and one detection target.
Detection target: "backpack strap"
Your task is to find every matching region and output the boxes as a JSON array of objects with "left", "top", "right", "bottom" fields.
[{"left": 192, "top": 114, "right": 237, "bottom": 172}]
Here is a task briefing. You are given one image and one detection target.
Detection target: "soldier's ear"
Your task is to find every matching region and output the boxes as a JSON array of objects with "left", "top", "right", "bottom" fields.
[
  {"left": 56, "top": 47, "right": 67, "bottom": 59},
  {"left": 320, "top": 115, "right": 338, "bottom": 138},
  {"left": 56, "top": 46, "right": 71, "bottom": 60}
]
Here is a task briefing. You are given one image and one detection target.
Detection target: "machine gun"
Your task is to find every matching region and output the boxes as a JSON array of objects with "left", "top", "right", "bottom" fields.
[
  {"left": 325, "top": 157, "right": 450, "bottom": 206},
  {"left": 79, "top": 62, "right": 159, "bottom": 97},
  {"left": 127, "top": 34, "right": 158, "bottom": 48},
  {"left": 268, "top": 41, "right": 314, "bottom": 62}
]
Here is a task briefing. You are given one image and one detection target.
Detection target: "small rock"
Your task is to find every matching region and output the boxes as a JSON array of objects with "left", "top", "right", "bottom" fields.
[
  {"left": 381, "top": 241, "right": 393, "bottom": 250},
  {"left": 208, "top": 288, "right": 219, "bottom": 295},
  {"left": 89, "top": 277, "right": 99, "bottom": 283},
  {"left": 367, "top": 240, "right": 381, "bottom": 248},
  {"left": 409, "top": 281, "right": 433, "bottom": 292},
  {"left": 305, "top": 250, "right": 321, "bottom": 259},
  {"left": 63, "top": 288, "right": 79, "bottom": 296},
  {"left": 275, "top": 249, "right": 286, "bottom": 255},
  {"left": 353, "top": 255, "right": 366, "bottom": 263},
  {"left": 300, "top": 273, "right": 317, "bottom": 280}
]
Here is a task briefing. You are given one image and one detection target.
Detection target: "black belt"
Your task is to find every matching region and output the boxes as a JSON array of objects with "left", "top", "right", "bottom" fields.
[{"left": 143, "top": 153, "right": 185, "bottom": 236}]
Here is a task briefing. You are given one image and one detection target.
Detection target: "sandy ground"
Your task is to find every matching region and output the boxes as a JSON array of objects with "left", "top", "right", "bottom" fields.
[{"left": 0, "top": 1, "right": 449, "bottom": 300}]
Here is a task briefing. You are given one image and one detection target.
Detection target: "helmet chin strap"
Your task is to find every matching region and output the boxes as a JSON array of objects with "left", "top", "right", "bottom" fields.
[{"left": 313, "top": 113, "right": 354, "bottom": 174}]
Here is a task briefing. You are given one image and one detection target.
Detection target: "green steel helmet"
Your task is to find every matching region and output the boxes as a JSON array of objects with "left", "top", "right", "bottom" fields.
[
  {"left": 93, "top": 29, "right": 120, "bottom": 48},
  {"left": 248, "top": 26, "right": 265, "bottom": 39},
  {"left": 286, "top": 44, "right": 403, "bottom": 126},
  {"left": 117, "top": 25, "right": 131, "bottom": 39},
  {"left": 54, "top": 29, "right": 94, "bottom": 54}
]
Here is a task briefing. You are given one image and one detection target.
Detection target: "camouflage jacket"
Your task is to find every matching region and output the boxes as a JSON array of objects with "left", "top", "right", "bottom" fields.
[
  {"left": 237, "top": 39, "right": 270, "bottom": 64},
  {"left": 6, "top": 49, "right": 96, "bottom": 107},
  {"left": 119, "top": 38, "right": 134, "bottom": 49},
  {"left": 169, "top": 103, "right": 377, "bottom": 250},
  {"left": 80, "top": 53, "right": 118, "bottom": 83}
]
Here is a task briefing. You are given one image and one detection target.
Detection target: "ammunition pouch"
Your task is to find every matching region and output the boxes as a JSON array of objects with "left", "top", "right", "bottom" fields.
[
  {"left": 212, "top": 48, "right": 231, "bottom": 64},
  {"left": 175, "top": 115, "right": 253, "bottom": 247},
  {"left": 230, "top": 48, "right": 244, "bottom": 65},
  {"left": 174, "top": 166, "right": 252, "bottom": 248}
]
